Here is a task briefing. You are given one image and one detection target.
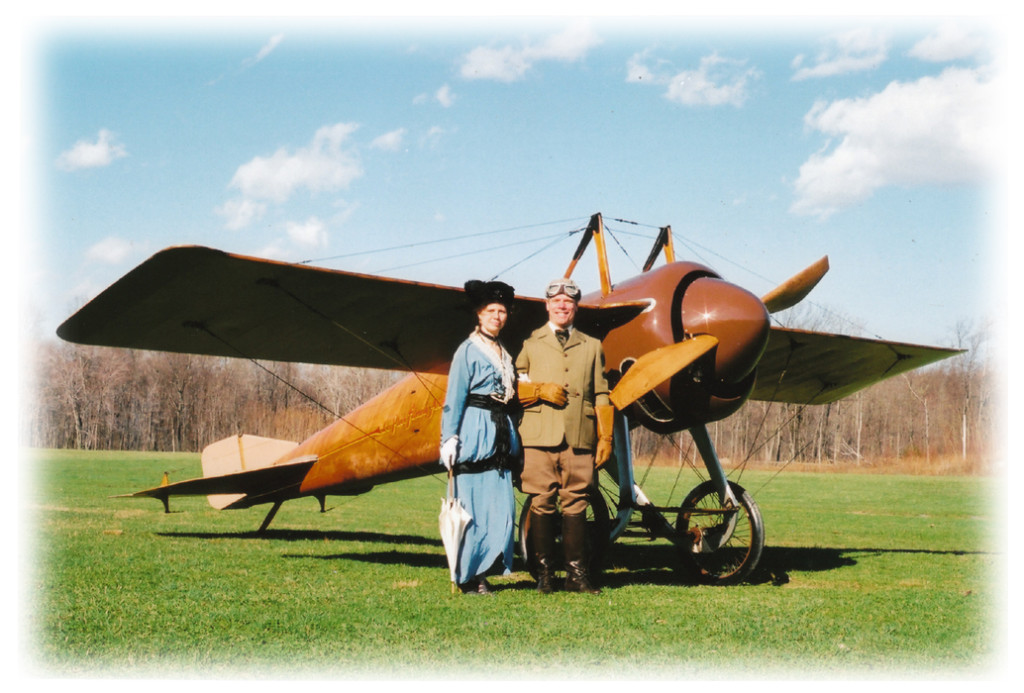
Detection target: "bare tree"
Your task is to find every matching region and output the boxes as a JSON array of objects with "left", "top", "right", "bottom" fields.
[{"left": 29, "top": 319, "right": 995, "bottom": 476}]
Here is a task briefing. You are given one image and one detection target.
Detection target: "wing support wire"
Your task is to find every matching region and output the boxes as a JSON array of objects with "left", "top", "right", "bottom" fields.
[
  {"left": 182, "top": 319, "right": 345, "bottom": 421},
  {"left": 184, "top": 319, "right": 432, "bottom": 481},
  {"left": 247, "top": 277, "right": 452, "bottom": 481},
  {"left": 251, "top": 277, "right": 445, "bottom": 412},
  {"left": 725, "top": 336, "right": 827, "bottom": 492},
  {"left": 253, "top": 277, "right": 422, "bottom": 376},
  {"left": 757, "top": 331, "right": 846, "bottom": 409}
]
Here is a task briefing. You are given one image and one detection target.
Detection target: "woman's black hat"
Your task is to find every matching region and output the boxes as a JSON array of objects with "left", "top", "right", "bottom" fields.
[{"left": 464, "top": 279, "right": 515, "bottom": 311}]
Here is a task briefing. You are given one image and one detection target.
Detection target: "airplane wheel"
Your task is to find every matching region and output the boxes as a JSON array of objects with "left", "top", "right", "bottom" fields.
[
  {"left": 675, "top": 480, "right": 764, "bottom": 585},
  {"left": 517, "top": 490, "right": 610, "bottom": 579}
]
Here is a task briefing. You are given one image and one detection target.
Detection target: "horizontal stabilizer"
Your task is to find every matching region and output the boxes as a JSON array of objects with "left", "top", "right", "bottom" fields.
[
  {"left": 117, "top": 454, "right": 318, "bottom": 510},
  {"left": 201, "top": 434, "right": 299, "bottom": 509}
]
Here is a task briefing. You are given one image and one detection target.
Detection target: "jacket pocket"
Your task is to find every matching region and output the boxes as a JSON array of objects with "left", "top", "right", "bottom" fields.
[{"left": 519, "top": 408, "right": 542, "bottom": 441}]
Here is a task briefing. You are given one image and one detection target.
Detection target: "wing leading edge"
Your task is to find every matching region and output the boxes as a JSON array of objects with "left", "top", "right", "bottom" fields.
[
  {"left": 57, "top": 246, "right": 647, "bottom": 371},
  {"left": 751, "top": 326, "right": 963, "bottom": 405}
]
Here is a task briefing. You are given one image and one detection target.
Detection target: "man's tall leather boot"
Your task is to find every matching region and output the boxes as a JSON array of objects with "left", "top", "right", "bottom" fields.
[
  {"left": 530, "top": 509, "right": 557, "bottom": 594},
  {"left": 562, "top": 512, "right": 601, "bottom": 594}
]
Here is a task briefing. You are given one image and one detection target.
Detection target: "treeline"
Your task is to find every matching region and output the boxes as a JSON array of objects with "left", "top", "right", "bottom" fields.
[
  {"left": 26, "top": 321, "right": 995, "bottom": 474},
  {"left": 28, "top": 342, "right": 400, "bottom": 453}
]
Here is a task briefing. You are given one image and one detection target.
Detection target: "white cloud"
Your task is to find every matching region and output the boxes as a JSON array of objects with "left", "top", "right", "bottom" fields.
[
  {"left": 219, "top": 124, "right": 367, "bottom": 232},
  {"left": 790, "top": 66, "right": 996, "bottom": 219},
  {"left": 253, "top": 240, "right": 289, "bottom": 261},
  {"left": 667, "top": 54, "right": 759, "bottom": 107},
  {"left": 626, "top": 50, "right": 656, "bottom": 83},
  {"left": 908, "top": 24, "right": 988, "bottom": 63},
  {"left": 422, "top": 126, "right": 446, "bottom": 149},
  {"left": 285, "top": 217, "right": 328, "bottom": 248},
  {"left": 243, "top": 34, "right": 284, "bottom": 68},
  {"left": 228, "top": 123, "right": 363, "bottom": 205},
  {"left": 628, "top": 51, "right": 759, "bottom": 108},
  {"left": 207, "top": 35, "right": 284, "bottom": 86},
  {"left": 532, "top": 21, "right": 602, "bottom": 61},
  {"left": 435, "top": 84, "right": 454, "bottom": 108},
  {"left": 55, "top": 129, "right": 127, "bottom": 171},
  {"left": 370, "top": 128, "right": 407, "bottom": 151},
  {"left": 329, "top": 199, "right": 359, "bottom": 227},
  {"left": 791, "top": 28, "right": 888, "bottom": 81},
  {"left": 85, "top": 236, "right": 133, "bottom": 264},
  {"left": 413, "top": 85, "right": 453, "bottom": 107},
  {"left": 460, "top": 21, "right": 601, "bottom": 82},
  {"left": 461, "top": 44, "right": 530, "bottom": 82},
  {"left": 215, "top": 197, "right": 267, "bottom": 231}
]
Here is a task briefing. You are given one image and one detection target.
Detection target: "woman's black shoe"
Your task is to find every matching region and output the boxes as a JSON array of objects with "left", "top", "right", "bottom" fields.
[{"left": 458, "top": 578, "right": 494, "bottom": 595}]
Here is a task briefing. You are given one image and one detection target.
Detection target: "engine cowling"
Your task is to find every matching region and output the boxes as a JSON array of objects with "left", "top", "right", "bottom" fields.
[{"left": 597, "top": 262, "right": 770, "bottom": 433}]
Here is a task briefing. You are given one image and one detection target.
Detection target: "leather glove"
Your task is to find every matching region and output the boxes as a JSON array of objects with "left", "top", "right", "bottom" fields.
[
  {"left": 518, "top": 381, "right": 568, "bottom": 407},
  {"left": 440, "top": 436, "right": 459, "bottom": 470},
  {"left": 594, "top": 405, "right": 615, "bottom": 469},
  {"left": 539, "top": 383, "right": 569, "bottom": 407}
]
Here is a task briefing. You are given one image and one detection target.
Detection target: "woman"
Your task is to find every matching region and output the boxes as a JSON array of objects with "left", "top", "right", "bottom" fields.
[{"left": 439, "top": 279, "right": 522, "bottom": 595}]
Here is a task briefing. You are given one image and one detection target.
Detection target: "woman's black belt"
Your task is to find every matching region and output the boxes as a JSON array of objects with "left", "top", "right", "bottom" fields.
[
  {"left": 453, "top": 394, "right": 522, "bottom": 477},
  {"left": 452, "top": 457, "right": 508, "bottom": 476},
  {"left": 464, "top": 393, "right": 513, "bottom": 414}
]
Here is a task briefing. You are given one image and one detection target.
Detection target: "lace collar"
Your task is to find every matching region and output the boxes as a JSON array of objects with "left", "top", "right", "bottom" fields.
[{"left": 468, "top": 329, "right": 516, "bottom": 403}]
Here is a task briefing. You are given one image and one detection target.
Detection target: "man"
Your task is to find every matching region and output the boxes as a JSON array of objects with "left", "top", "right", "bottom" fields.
[{"left": 516, "top": 277, "right": 614, "bottom": 594}]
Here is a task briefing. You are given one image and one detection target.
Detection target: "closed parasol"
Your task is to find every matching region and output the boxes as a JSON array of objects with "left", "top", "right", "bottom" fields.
[{"left": 439, "top": 469, "right": 472, "bottom": 586}]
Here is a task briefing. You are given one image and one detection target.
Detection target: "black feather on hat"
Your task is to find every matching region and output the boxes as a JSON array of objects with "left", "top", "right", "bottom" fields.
[{"left": 464, "top": 279, "right": 515, "bottom": 311}]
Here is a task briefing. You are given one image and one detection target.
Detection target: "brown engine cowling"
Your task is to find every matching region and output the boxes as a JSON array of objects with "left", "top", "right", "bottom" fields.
[{"left": 596, "top": 262, "right": 770, "bottom": 433}]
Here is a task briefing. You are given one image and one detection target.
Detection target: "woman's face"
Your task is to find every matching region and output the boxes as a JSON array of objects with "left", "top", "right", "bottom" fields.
[{"left": 477, "top": 303, "right": 508, "bottom": 337}]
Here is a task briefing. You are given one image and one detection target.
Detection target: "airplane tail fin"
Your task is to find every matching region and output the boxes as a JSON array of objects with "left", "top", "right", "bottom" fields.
[{"left": 200, "top": 434, "right": 299, "bottom": 509}]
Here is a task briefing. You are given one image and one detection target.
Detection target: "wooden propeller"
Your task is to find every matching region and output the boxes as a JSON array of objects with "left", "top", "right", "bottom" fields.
[
  {"left": 609, "top": 335, "right": 719, "bottom": 410},
  {"left": 760, "top": 255, "right": 829, "bottom": 314}
]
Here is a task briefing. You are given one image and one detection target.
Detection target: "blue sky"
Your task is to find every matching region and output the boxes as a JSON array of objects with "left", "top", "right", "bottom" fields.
[{"left": 27, "top": 15, "right": 1003, "bottom": 349}]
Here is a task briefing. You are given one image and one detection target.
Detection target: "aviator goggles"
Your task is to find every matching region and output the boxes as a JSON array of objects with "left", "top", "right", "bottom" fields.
[{"left": 545, "top": 278, "right": 581, "bottom": 300}]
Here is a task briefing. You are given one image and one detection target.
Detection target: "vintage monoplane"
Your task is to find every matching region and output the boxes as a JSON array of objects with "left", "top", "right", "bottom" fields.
[{"left": 57, "top": 213, "right": 961, "bottom": 584}]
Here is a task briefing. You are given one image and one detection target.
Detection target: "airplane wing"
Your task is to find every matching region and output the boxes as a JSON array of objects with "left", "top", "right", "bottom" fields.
[
  {"left": 57, "top": 246, "right": 647, "bottom": 371},
  {"left": 751, "top": 326, "right": 964, "bottom": 405}
]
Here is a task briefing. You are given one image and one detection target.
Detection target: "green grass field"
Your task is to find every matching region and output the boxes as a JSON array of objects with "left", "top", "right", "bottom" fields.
[{"left": 26, "top": 448, "right": 1002, "bottom": 679}]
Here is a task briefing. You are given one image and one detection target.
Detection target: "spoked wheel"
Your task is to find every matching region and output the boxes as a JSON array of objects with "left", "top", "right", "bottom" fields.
[
  {"left": 675, "top": 480, "right": 764, "bottom": 585},
  {"left": 517, "top": 490, "right": 611, "bottom": 579}
]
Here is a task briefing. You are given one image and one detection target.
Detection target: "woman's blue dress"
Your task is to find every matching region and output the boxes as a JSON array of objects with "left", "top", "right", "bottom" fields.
[{"left": 440, "top": 332, "right": 521, "bottom": 584}]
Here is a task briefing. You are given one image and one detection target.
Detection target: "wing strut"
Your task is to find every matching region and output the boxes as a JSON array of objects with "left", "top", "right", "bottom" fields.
[
  {"left": 642, "top": 225, "right": 676, "bottom": 272},
  {"left": 564, "top": 213, "right": 612, "bottom": 297}
]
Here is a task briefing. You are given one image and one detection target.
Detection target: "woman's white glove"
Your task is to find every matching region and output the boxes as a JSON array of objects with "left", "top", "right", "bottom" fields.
[{"left": 440, "top": 436, "right": 459, "bottom": 470}]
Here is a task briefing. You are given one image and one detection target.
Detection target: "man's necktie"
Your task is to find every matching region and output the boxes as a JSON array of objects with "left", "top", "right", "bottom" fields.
[{"left": 556, "top": 329, "right": 569, "bottom": 347}]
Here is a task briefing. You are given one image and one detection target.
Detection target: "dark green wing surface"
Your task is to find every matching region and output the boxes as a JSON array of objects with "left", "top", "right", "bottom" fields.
[
  {"left": 58, "top": 246, "right": 646, "bottom": 371},
  {"left": 752, "top": 326, "right": 963, "bottom": 405}
]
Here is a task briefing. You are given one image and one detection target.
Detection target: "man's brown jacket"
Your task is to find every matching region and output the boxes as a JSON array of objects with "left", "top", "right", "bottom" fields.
[{"left": 515, "top": 325, "right": 611, "bottom": 450}]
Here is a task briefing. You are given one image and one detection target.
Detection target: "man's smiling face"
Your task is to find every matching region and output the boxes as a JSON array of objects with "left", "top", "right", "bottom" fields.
[{"left": 546, "top": 293, "right": 577, "bottom": 329}]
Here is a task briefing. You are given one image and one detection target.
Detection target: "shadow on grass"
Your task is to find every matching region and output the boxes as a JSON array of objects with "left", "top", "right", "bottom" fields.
[
  {"left": 158, "top": 528, "right": 993, "bottom": 588},
  {"left": 159, "top": 528, "right": 439, "bottom": 546},
  {"left": 586, "top": 542, "right": 992, "bottom": 588}
]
